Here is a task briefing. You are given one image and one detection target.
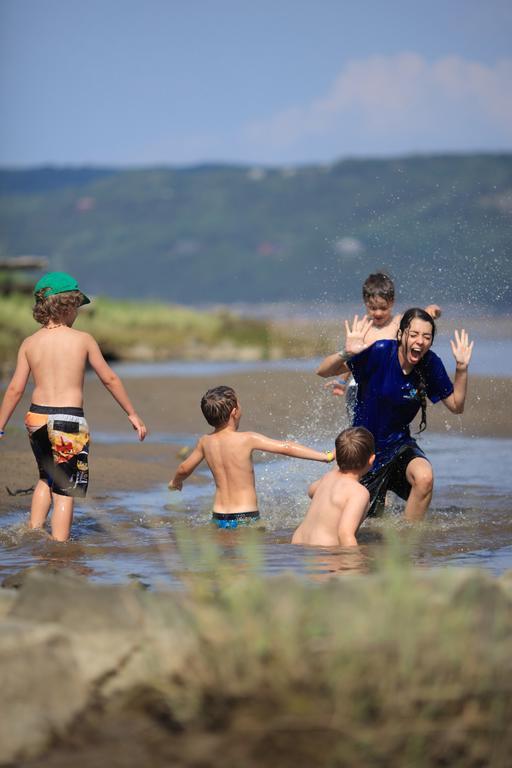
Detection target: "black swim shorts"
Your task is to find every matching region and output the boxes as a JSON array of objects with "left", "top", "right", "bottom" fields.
[
  {"left": 25, "top": 404, "right": 90, "bottom": 497},
  {"left": 360, "top": 442, "right": 428, "bottom": 516}
]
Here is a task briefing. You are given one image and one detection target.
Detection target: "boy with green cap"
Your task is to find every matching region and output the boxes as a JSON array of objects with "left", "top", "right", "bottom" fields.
[{"left": 0, "top": 272, "right": 147, "bottom": 541}]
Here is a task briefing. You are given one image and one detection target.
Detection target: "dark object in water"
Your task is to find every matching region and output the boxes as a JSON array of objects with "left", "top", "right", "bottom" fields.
[{"left": 5, "top": 485, "right": 35, "bottom": 496}]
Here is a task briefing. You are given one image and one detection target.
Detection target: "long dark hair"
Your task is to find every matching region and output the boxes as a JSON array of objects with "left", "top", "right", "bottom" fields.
[{"left": 397, "top": 308, "right": 436, "bottom": 433}]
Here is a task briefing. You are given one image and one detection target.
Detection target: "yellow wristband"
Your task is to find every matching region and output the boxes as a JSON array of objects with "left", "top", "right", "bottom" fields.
[{"left": 326, "top": 450, "right": 334, "bottom": 462}]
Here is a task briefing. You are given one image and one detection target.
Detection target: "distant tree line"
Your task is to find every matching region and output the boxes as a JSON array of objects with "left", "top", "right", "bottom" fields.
[{"left": 0, "top": 153, "right": 511, "bottom": 307}]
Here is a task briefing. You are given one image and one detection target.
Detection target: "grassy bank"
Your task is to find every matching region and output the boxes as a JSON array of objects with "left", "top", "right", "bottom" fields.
[
  {"left": 0, "top": 293, "right": 327, "bottom": 372},
  {"left": 133, "top": 534, "right": 511, "bottom": 768},
  {"left": 3, "top": 535, "right": 511, "bottom": 767}
]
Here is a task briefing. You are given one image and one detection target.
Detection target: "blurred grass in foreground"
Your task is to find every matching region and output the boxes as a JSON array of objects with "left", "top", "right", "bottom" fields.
[
  {"left": 4, "top": 531, "right": 511, "bottom": 767},
  {"left": 98, "top": 531, "right": 511, "bottom": 768},
  {"left": 0, "top": 293, "right": 329, "bottom": 371}
]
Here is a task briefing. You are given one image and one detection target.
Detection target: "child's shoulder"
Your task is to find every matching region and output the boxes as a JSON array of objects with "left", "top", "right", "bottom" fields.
[
  {"left": 366, "top": 318, "right": 400, "bottom": 343},
  {"left": 201, "top": 429, "right": 247, "bottom": 443},
  {"left": 70, "top": 327, "right": 93, "bottom": 338},
  {"left": 354, "top": 481, "right": 370, "bottom": 499},
  {"left": 27, "top": 326, "right": 94, "bottom": 351},
  {"left": 67, "top": 328, "right": 97, "bottom": 347},
  {"left": 334, "top": 473, "right": 369, "bottom": 497},
  {"left": 219, "top": 430, "right": 268, "bottom": 450}
]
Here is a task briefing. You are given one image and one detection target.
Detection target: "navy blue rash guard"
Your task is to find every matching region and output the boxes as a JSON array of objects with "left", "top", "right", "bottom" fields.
[{"left": 347, "top": 340, "right": 454, "bottom": 470}]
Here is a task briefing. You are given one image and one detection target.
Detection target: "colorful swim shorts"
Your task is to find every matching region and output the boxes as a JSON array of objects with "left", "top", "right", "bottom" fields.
[
  {"left": 211, "top": 511, "right": 260, "bottom": 529},
  {"left": 24, "top": 404, "right": 90, "bottom": 497}
]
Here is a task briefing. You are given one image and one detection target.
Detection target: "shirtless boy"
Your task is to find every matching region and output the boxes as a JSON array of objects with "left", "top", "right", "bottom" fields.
[
  {"left": 319, "top": 273, "right": 441, "bottom": 414},
  {"left": 0, "top": 272, "right": 147, "bottom": 541},
  {"left": 292, "top": 427, "right": 375, "bottom": 547},
  {"left": 169, "top": 385, "right": 334, "bottom": 528}
]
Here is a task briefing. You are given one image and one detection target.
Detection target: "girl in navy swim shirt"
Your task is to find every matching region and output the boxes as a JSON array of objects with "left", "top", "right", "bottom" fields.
[{"left": 318, "top": 308, "right": 474, "bottom": 521}]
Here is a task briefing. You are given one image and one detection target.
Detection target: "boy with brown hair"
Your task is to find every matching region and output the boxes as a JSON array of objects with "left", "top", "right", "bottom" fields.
[
  {"left": 361, "top": 272, "right": 440, "bottom": 344},
  {"left": 0, "top": 271, "right": 147, "bottom": 541},
  {"left": 292, "top": 427, "right": 375, "bottom": 547},
  {"left": 169, "top": 384, "right": 334, "bottom": 528}
]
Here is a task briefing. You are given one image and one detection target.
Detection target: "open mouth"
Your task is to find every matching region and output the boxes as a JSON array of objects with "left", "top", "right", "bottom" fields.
[{"left": 409, "top": 345, "right": 423, "bottom": 362}]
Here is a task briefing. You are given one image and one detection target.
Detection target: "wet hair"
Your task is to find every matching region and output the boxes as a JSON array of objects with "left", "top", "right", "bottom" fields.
[
  {"left": 32, "top": 290, "right": 84, "bottom": 326},
  {"left": 200, "top": 385, "right": 238, "bottom": 427},
  {"left": 362, "top": 273, "right": 395, "bottom": 304},
  {"left": 397, "top": 308, "right": 437, "bottom": 433},
  {"left": 335, "top": 427, "right": 375, "bottom": 471}
]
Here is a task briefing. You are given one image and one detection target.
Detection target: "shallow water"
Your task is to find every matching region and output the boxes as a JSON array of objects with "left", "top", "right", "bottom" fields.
[
  {"left": 2, "top": 428, "right": 512, "bottom": 586},
  {"left": 3, "top": 346, "right": 512, "bottom": 586},
  {"left": 110, "top": 337, "right": 512, "bottom": 378}
]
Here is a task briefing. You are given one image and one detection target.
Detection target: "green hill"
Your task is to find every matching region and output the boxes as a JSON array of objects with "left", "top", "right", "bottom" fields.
[{"left": 1, "top": 154, "right": 511, "bottom": 307}]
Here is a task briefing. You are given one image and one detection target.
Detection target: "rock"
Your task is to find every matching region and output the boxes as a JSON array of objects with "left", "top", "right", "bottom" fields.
[
  {"left": 0, "top": 588, "right": 17, "bottom": 618},
  {"left": 0, "top": 619, "right": 88, "bottom": 764},
  {"left": 2, "top": 564, "right": 76, "bottom": 590},
  {"left": 449, "top": 569, "right": 512, "bottom": 627},
  {"left": 498, "top": 568, "right": 512, "bottom": 595},
  {"left": 7, "top": 570, "right": 154, "bottom": 689},
  {"left": 9, "top": 568, "right": 148, "bottom": 632}
]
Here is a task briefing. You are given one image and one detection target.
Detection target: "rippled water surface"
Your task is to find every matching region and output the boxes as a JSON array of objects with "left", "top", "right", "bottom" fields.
[{"left": 2, "top": 428, "right": 511, "bottom": 586}]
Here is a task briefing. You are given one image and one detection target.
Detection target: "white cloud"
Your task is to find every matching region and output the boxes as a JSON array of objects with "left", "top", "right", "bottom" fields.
[{"left": 246, "top": 53, "right": 512, "bottom": 157}]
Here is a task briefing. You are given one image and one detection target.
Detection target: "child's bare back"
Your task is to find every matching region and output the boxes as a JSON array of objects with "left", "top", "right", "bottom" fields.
[
  {"left": 199, "top": 429, "right": 262, "bottom": 513},
  {"left": 23, "top": 326, "right": 95, "bottom": 407},
  {"left": 292, "top": 470, "right": 370, "bottom": 547},
  {"left": 292, "top": 427, "right": 375, "bottom": 548}
]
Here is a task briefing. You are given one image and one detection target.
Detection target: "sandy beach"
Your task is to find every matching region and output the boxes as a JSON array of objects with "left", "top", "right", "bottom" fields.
[{"left": 1, "top": 371, "right": 510, "bottom": 517}]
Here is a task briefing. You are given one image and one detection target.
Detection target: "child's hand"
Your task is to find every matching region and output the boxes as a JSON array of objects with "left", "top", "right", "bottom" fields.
[
  {"left": 425, "top": 304, "right": 442, "bottom": 319},
  {"left": 325, "top": 450, "right": 335, "bottom": 463},
  {"left": 450, "top": 329, "right": 474, "bottom": 370},
  {"left": 324, "top": 379, "right": 346, "bottom": 397},
  {"left": 168, "top": 479, "right": 182, "bottom": 491},
  {"left": 344, "top": 315, "right": 373, "bottom": 356},
  {"left": 128, "top": 413, "right": 147, "bottom": 441}
]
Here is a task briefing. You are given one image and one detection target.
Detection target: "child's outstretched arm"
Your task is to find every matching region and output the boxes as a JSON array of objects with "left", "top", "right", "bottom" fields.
[
  {"left": 169, "top": 440, "right": 205, "bottom": 490},
  {"left": 0, "top": 341, "right": 30, "bottom": 438},
  {"left": 248, "top": 433, "right": 334, "bottom": 463},
  {"left": 86, "top": 335, "right": 147, "bottom": 440}
]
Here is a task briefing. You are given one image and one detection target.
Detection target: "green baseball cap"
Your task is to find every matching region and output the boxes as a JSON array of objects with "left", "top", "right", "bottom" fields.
[{"left": 34, "top": 272, "right": 90, "bottom": 305}]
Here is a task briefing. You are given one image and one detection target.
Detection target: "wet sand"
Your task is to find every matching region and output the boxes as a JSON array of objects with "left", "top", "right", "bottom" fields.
[{"left": 1, "top": 371, "right": 510, "bottom": 518}]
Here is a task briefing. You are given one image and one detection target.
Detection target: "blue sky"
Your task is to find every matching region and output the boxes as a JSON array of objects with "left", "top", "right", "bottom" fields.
[{"left": 1, "top": 0, "right": 511, "bottom": 166}]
